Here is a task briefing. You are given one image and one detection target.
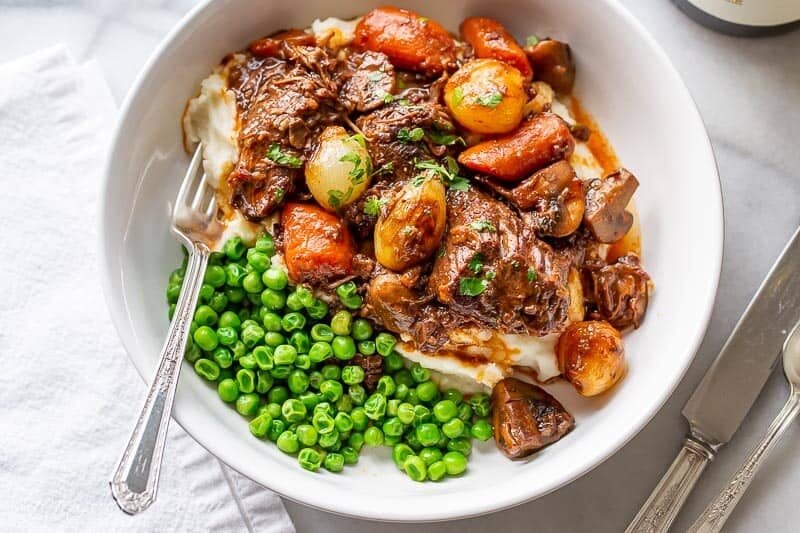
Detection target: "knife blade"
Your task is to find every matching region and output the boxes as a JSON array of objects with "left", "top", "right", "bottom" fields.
[
  {"left": 627, "top": 225, "right": 800, "bottom": 533},
  {"left": 683, "top": 226, "right": 800, "bottom": 446}
]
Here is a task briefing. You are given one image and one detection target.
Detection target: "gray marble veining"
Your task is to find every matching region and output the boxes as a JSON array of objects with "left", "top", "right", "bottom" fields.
[{"left": 2, "top": 0, "right": 797, "bottom": 531}]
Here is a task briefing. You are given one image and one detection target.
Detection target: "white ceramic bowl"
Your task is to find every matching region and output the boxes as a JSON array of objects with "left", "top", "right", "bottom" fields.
[{"left": 100, "top": 0, "right": 722, "bottom": 522}]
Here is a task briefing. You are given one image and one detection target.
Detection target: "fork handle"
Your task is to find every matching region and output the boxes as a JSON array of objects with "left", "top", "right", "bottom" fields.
[
  {"left": 688, "top": 389, "right": 800, "bottom": 533},
  {"left": 110, "top": 245, "right": 209, "bottom": 514}
]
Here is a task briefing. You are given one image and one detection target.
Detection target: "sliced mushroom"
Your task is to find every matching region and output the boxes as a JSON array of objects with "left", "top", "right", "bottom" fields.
[
  {"left": 524, "top": 39, "right": 576, "bottom": 94},
  {"left": 583, "top": 168, "right": 639, "bottom": 243},
  {"left": 491, "top": 377, "right": 574, "bottom": 458},
  {"left": 590, "top": 253, "right": 650, "bottom": 329}
]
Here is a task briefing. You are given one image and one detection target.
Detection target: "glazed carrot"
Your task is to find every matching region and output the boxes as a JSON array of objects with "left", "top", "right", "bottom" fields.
[
  {"left": 353, "top": 7, "right": 457, "bottom": 75},
  {"left": 458, "top": 112, "right": 575, "bottom": 182},
  {"left": 249, "top": 29, "right": 316, "bottom": 57},
  {"left": 281, "top": 202, "right": 355, "bottom": 284},
  {"left": 460, "top": 17, "right": 532, "bottom": 80}
]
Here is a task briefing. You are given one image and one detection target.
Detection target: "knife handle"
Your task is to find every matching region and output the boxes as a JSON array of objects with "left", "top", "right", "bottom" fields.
[{"left": 625, "top": 436, "right": 716, "bottom": 533}]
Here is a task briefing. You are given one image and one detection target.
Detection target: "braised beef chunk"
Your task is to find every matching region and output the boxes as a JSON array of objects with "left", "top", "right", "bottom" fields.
[
  {"left": 249, "top": 29, "right": 316, "bottom": 58},
  {"left": 427, "top": 188, "right": 570, "bottom": 336},
  {"left": 583, "top": 168, "right": 639, "bottom": 243},
  {"left": 492, "top": 378, "right": 574, "bottom": 458},
  {"left": 589, "top": 253, "right": 650, "bottom": 329},
  {"left": 356, "top": 98, "right": 455, "bottom": 182},
  {"left": 226, "top": 44, "right": 345, "bottom": 219},
  {"left": 338, "top": 51, "right": 396, "bottom": 112}
]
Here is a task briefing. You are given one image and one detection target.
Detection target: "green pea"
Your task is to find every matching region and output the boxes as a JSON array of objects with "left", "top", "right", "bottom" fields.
[
  {"left": 242, "top": 272, "right": 264, "bottom": 293},
  {"left": 166, "top": 283, "right": 181, "bottom": 304},
  {"left": 416, "top": 423, "right": 441, "bottom": 447},
  {"left": 314, "top": 402, "right": 334, "bottom": 417},
  {"left": 384, "top": 434, "right": 401, "bottom": 447},
  {"left": 375, "top": 332, "right": 397, "bottom": 357},
  {"left": 265, "top": 403, "right": 282, "bottom": 419},
  {"left": 184, "top": 341, "right": 202, "bottom": 364},
  {"left": 241, "top": 324, "right": 265, "bottom": 348},
  {"left": 332, "top": 336, "right": 356, "bottom": 361},
  {"left": 281, "top": 312, "right": 306, "bottom": 332},
  {"left": 351, "top": 319, "right": 373, "bottom": 341},
  {"left": 298, "top": 391, "right": 321, "bottom": 411},
  {"left": 225, "top": 287, "right": 245, "bottom": 304},
  {"left": 391, "top": 443, "right": 415, "bottom": 468},
  {"left": 294, "top": 354, "right": 311, "bottom": 370},
  {"left": 306, "top": 299, "right": 329, "bottom": 320},
  {"left": 198, "top": 283, "right": 214, "bottom": 303},
  {"left": 285, "top": 291, "right": 304, "bottom": 312},
  {"left": 311, "top": 324, "right": 335, "bottom": 342},
  {"left": 224, "top": 263, "right": 246, "bottom": 287},
  {"left": 407, "top": 390, "right": 421, "bottom": 406},
  {"left": 256, "top": 370, "right": 274, "bottom": 394},
  {"left": 357, "top": 340, "right": 376, "bottom": 356},
  {"left": 321, "top": 364, "right": 341, "bottom": 381},
  {"left": 209, "top": 292, "right": 228, "bottom": 313},
  {"left": 471, "top": 419, "right": 493, "bottom": 441},
  {"left": 404, "top": 455, "right": 427, "bottom": 482},
  {"left": 212, "top": 347, "right": 233, "bottom": 369},
  {"left": 217, "top": 378, "right": 239, "bottom": 403},
  {"left": 376, "top": 376, "right": 396, "bottom": 397},
  {"left": 428, "top": 460, "right": 447, "bottom": 481},
  {"left": 348, "top": 384, "right": 366, "bottom": 406},
  {"left": 384, "top": 351, "right": 404, "bottom": 373},
  {"left": 335, "top": 281, "right": 358, "bottom": 301},
  {"left": 397, "top": 402, "right": 415, "bottom": 425},
  {"left": 235, "top": 393, "right": 260, "bottom": 417},
  {"left": 457, "top": 403, "right": 473, "bottom": 422},
  {"left": 350, "top": 407, "right": 368, "bottom": 431},
  {"left": 223, "top": 236, "right": 246, "bottom": 260},
  {"left": 341, "top": 446, "right": 359, "bottom": 465},
  {"left": 218, "top": 311, "right": 241, "bottom": 330},
  {"left": 267, "top": 419, "right": 286, "bottom": 442},
  {"left": 394, "top": 369, "right": 414, "bottom": 387},
  {"left": 238, "top": 354, "right": 256, "bottom": 370},
  {"left": 469, "top": 393, "right": 491, "bottom": 417},
  {"left": 298, "top": 447, "right": 323, "bottom": 472},
  {"left": 260, "top": 288, "right": 286, "bottom": 311},
  {"left": 308, "top": 342, "right": 332, "bottom": 363},
  {"left": 261, "top": 311, "right": 282, "bottom": 332},
  {"left": 348, "top": 431, "right": 365, "bottom": 451},
  {"left": 394, "top": 383, "right": 409, "bottom": 401},
  {"left": 194, "top": 358, "right": 219, "bottom": 381},
  {"left": 382, "top": 417, "right": 404, "bottom": 437},
  {"left": 341, "top": 365, "right": 365, "bottom": 385},
  {"left": 410, "top": 362, "right": 430, "bottom": 383},
  {"left": 277, "top": 431, "right": 300, "bottom": 454},
  {"left": 442, "top": 418, "right": 465, "bottom": 439},
  {"left": 231, "top": 340, "right": 246, "bottom": 360},
  {"left": 237, "top": 308, "right": 251, "bottom": 323},
  {"left": 416, "top": 381, "right": 439, "bottom": 403},
  {"left": 267, "top": 386, "right": 289, "bottom": 405},
  {"left": 274, "top": 344, "right": 297, "bottom": 365},
  {"left": 194, "top": 305, "right": 218, "bottom": 326},
  {"left": 332, "top": 412, "right": 352, "bottom": 433},
  {"left": 364, "top": 393, "right": 387, "bottom": 420},
  {"left": 447, "top": 437, "right": 472, "bottom": 457},
  {"left": 320, "top": 380, "right": 344, "bottom": 402},
  {"left": 443, "top": 451, "right": 467, "bottom": 475},
  {"left": 204, "top": 265, "right": 226, "bottom": 288},
  {"left": 252, "top": 345, "right": 274, "bottom": 370},
  {"left": 419, "top": 447, "right": 443, "bottom": 466},
  {"left": 309, "top": 371, "right": 324, "bottom": 390},
  {"left": 296, "top": 424, "right": 318, "bottom": 447},
  {"left": 312, "top": 411, "right": 335, "bottom": 434},
  {"left": 193, "top": 326, "right": 219, "bottom": 352},
  {"left": 248, "top": 413, "right": 272, "bottom": 438},
  {"left": 216, "top": 327, "right": 237, "bottom": 347},
  {"left": 168, "top": 303, "right": 176, "bottom": 320},
  {"left": 255, "top": 233, "right": 276, "bottom": 256},
  {"left": 364, "top": 426, "right": 384, "bottom": 447},
  {"left": 264, "top": 331, "right": 285, "bottom": 347},
  {"left": 169, "top": 267, "right": 185, "bottom": 285},
  {"left": 289, "top": 331, "right": 310, "bottom": 354},
  {"left": 443, "top": 388, "right": 463, "bottom": 405},
  {"left": 330, "top": 311, "right": 352, "bottom": 336},
  {"left": 236, "top": 368, "right": 256, "bottom": 393},
  {"left": 269, "top": 365, "right": 291, "bottom": 379},
  {"left": 281, "top": 398, "right": 307, "bottom": 423},
  {"left": 246, "top": 249, "right": 270, "bottom": 272},
  {"left": 261, "top": 267, "right": 288, "bottom": 290},
  {"left": 387, "top": 399, "right": 400, "bottom": 417},
  {"left": 287, "top": 370, "right": 310, "bottom": 395},
  {"left": 405, "top": 430, "right": 422, "bottom": 451},
  {"left": 323, "top": 452, "right": 344, "bottom": 472}
]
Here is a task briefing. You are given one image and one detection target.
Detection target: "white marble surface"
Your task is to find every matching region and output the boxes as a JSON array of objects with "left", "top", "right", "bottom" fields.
[{"left": 2, "top": 0, "right": 798, "bottom": 531}]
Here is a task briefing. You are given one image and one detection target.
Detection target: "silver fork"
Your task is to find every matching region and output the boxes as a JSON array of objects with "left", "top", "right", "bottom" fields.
[
  {"left": 110, "top": 144, "right": 218, "bottom": 514},
  {"left": 688, "top": 319, "right": 800, "bottom": 532}
]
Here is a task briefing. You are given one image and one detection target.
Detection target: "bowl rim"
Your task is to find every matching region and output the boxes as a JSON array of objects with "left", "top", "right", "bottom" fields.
[{"left": 99, "top": 0, "right": 724, "bottom": 522}]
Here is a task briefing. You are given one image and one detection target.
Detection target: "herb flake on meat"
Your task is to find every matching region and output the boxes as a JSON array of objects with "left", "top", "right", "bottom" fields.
[
  {"left": 364, "top": 197, "right": 386, "bottom": 216},
  {"left": 468, "top": 220, "right": 497, "bottom": 233},
  {"left": 468, "top": 253, "right": 484, "bottom": 274},
  {"left": 397, "top": 127, "right": 425, "bottom": 143},
  {"left": 266, "top": 144, "right": 302, "bottom": 169},
  {"left": 527, "top": 268, "right": 538, "bottom": 282},
  {"left": 474, "top": 92, "right": 503, "bottom": 108},
  {"left": 415, "top": 157, "right": 471, "bottom": 191},
  {"left": 459, "top": 277, "right": 489, "bottom": 297}
]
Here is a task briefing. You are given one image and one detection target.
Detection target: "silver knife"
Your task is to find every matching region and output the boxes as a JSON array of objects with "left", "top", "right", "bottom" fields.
[{"left": 626, "top": 226, "right": 800, "bottom": 533}]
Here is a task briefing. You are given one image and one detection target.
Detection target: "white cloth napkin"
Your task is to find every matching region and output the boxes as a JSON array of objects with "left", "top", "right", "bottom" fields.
[{"left": 0, "top": 46, "right": 295, "bottom": 533}]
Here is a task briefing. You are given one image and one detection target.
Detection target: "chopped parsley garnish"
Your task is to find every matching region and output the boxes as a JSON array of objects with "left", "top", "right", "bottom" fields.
[
  {"left": 527, "top": 268, "right": 538, "bottom": 282},
  {"left": 437, "top": 247, "right": 446, "bottom": 258},
  {"left": 414, "top": 157, "right": 470, "bottom": 191},
  {"left": 266, "top": 144, "right": 302, "bottom": 168},
  {"left": 396, "top": 78, "right": 407, "bottom": 90},
  {"left": 485, "top": 270, "right": 496, "bottom": 281},
  {"left": 328, "top": 187, "right": 353, "bottom": 210},
  {"left": 368, "top": 71, "right": 383, "bottom": 82},
  {"left": 339, "top": 152, "right": 369, "bottom": 185},
  {"left": 396, "top": 98, "right": 411, "bottom": 107},
  {"left": 451, "top": 87, "right": 464, "bottom": 106},
  {"left": 349, "top": 133, "right": 367, "bottom": 148},
  {"left": 397, "top": 127, "right": 425, "bottom": 144},
  {"left": 427, "top": 128, "right": 465, "bottom": 146},
  {"left": 468, "top": 253, "right": 484, "bottom": 274},
  {"left": 474, "top": 92, "right": 504, "bottom": 108},
  {"left": 382, "top": 93, "right": 394, "bottom": 104},
  {"left": 459, "top": 277, "right": 488, "bottom": 297},
  {"left": 468, "top": 220, "right": 497, "bottom": 233},
  {"left": 371, "top": 161, "right": 394, "bottom": 177},
  {"left": 526, "top": 35, "right": 540, "bottom": 47},
  {"left": 363, "top": 197, "right": 386, "bottom": 216},
  {"left": 411, "top": 174, "right": 426, "bottom": 187},
  {"left": 273, "top": 188, "right": 285, "bottom": 202}
]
